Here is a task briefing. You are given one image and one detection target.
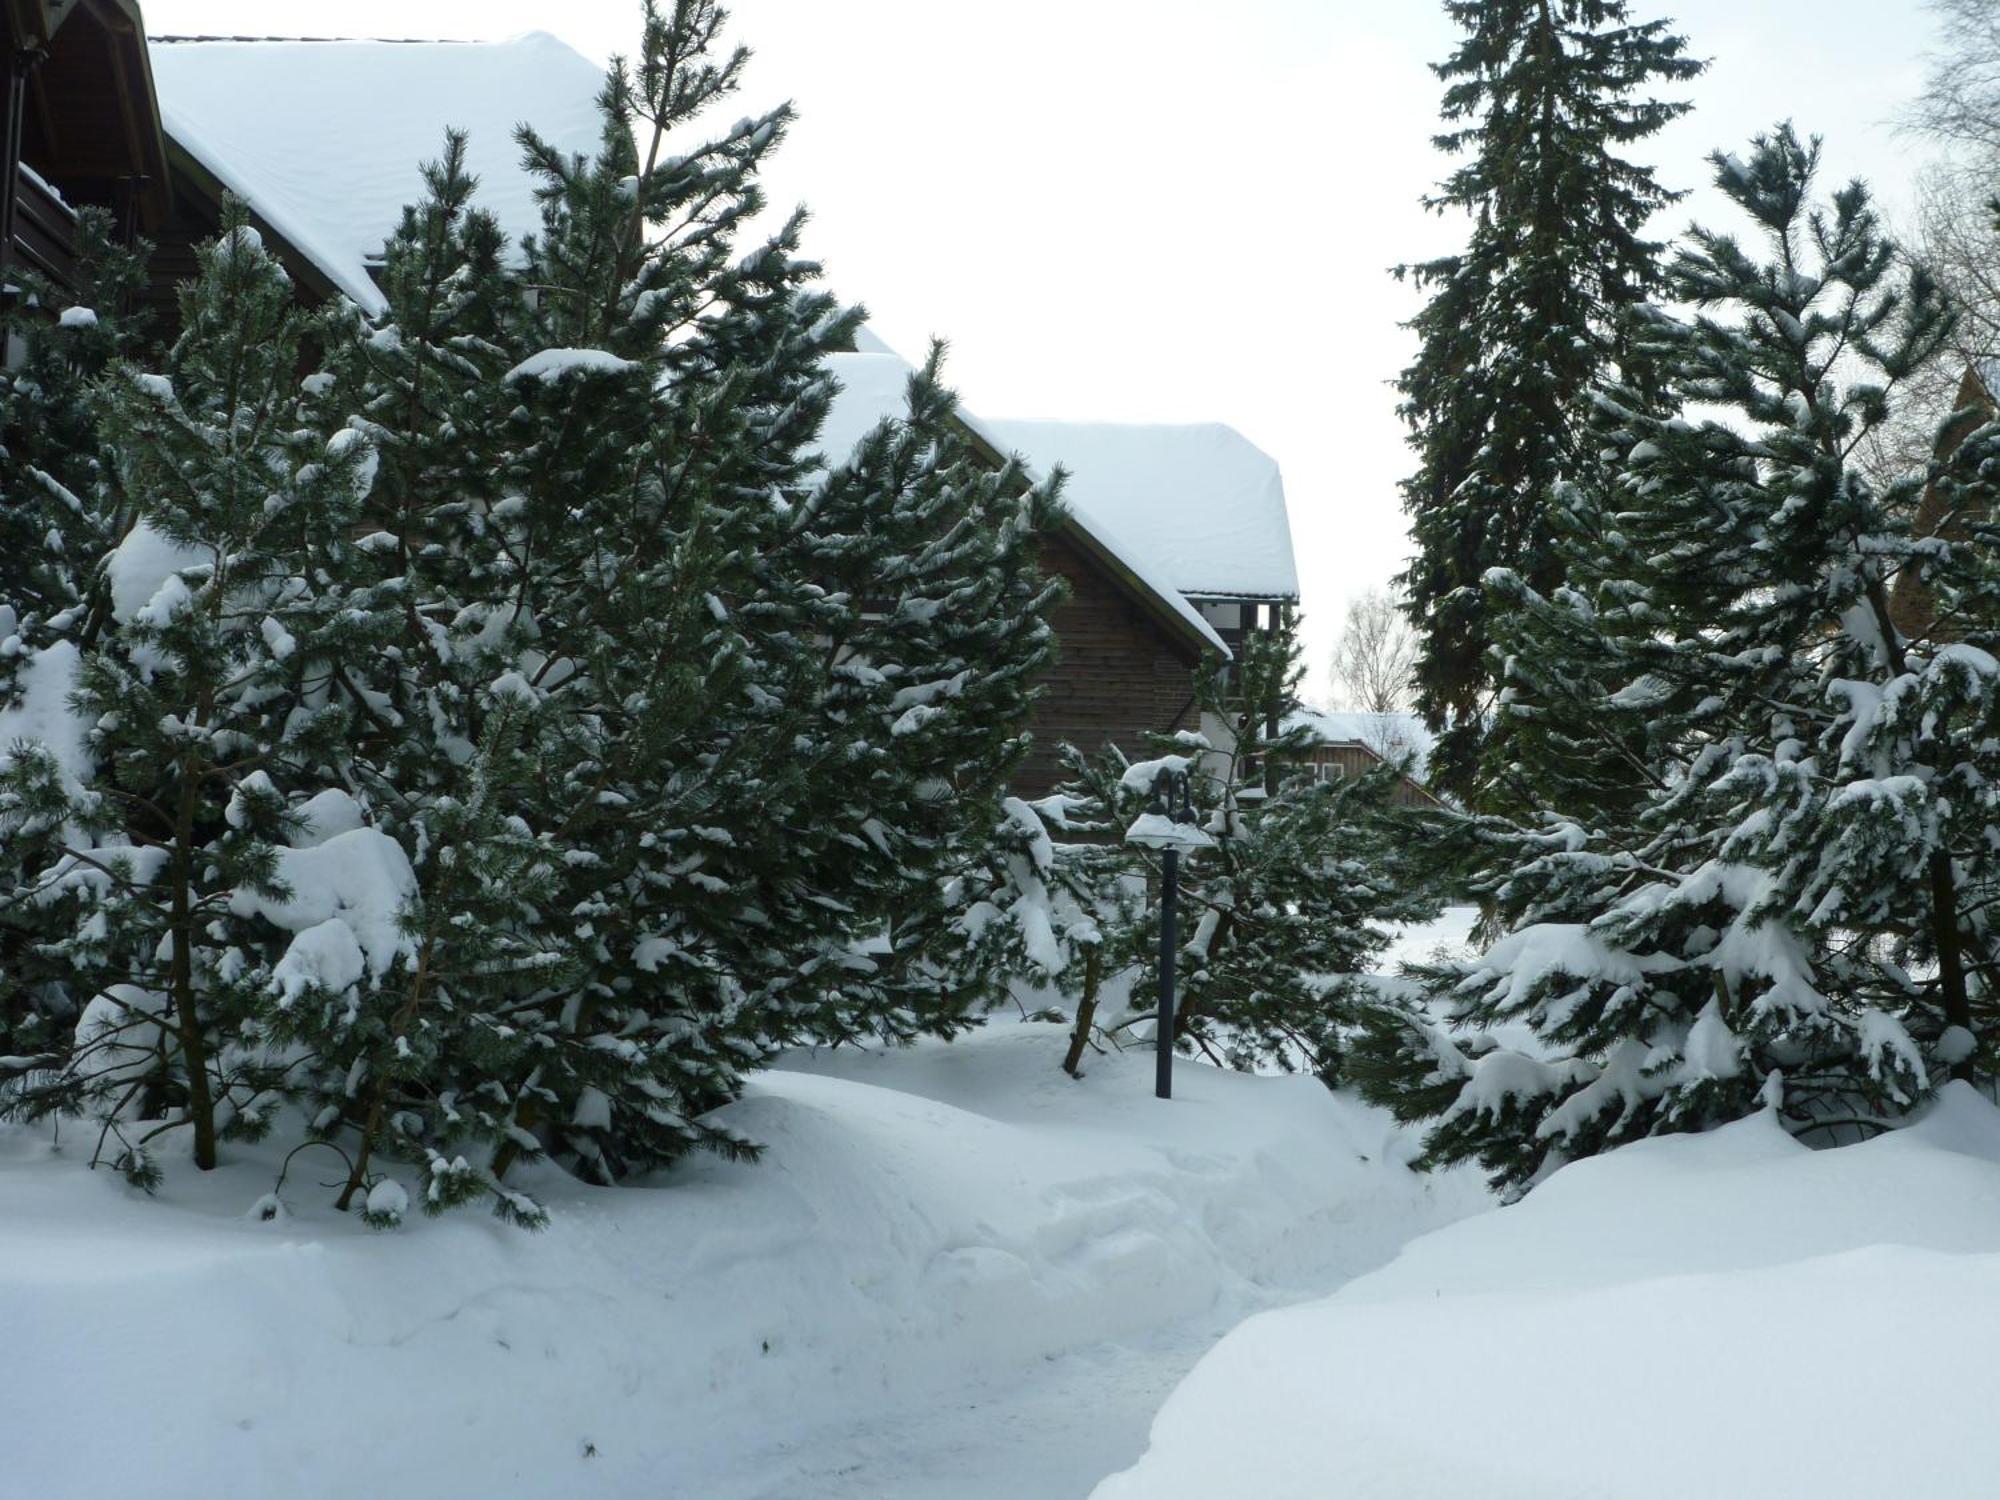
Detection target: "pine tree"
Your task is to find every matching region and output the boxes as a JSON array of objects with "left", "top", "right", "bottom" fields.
[
  {"left": 1, "top": 209, "right": 381, "bottom": 1180},
  {"left": 308, "top": 0, "right": 1063, "bottom": 1198},
  {"left": 0, "top": 206, "right": 150, "bottom": 637},
  {"left": 5, "top": 0, "right": 1064, "bottom": 1218},
  {"left": 1396, "top": 0, "right": 1701, "bottom": 793},
  {"left": 1057, "top": 621, "right": 1435, "bottom": 1081},
  {"left": 1356, "top": 127, "right": 2000, "bottom": 1195},
  {"left": 0, "top": 210, "right": 151, "bottom": 1086}
]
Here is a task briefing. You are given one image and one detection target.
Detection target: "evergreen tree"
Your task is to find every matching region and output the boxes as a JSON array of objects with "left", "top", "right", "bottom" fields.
[
  {"left": 1356, "top": 128, "right": 2000, "bottom": 1195},
  {"left": 1396, "top": 0, "right": 1701, "bottom": 793},
  {"left": 0, "top": 211, "right": 151, "bottom": 1084},
  {"left": 1, "top": 210, "right": 380, "bottom": 1181},
  {"left": 5, "top": 0, "right": 1064, "bottom": 1219},
  {"left": 1056, "top": 621, "right": 1435, "bottom": 1081},
  {"left": 0, "top": 206, "right": 149, "bottom": 638},
  {"left": 309, "top": 0, "right": 1062, "bottom": 1200}
]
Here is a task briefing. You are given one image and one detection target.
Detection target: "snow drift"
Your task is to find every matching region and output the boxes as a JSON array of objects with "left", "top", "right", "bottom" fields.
[
  {"left": 0, "top": 1024, "right": 1481, "bottom": 1499},
  {"left": 1097, "top": 1082, "right": 2000, "bottom": 1500}
]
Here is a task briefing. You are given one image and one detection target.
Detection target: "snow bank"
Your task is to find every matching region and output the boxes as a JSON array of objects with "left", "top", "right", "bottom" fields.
[
  {"left": 1097, "top": 1083, "right": 2000, "bottom": 1500},
  {"left": 0, "top": 1025, "right": 1482, "bottom": 1500}
]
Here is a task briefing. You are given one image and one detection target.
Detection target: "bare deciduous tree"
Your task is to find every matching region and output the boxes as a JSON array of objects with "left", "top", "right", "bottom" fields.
[
  {"left": 1853, "top": 1, "right": 2000, "bottom": 489},
  {"left": 1329, "top": 587, "right": 1418, "bottom": 719},
  {"left": 1907, "top": 0, "right": 2000, "bottom": 156}
]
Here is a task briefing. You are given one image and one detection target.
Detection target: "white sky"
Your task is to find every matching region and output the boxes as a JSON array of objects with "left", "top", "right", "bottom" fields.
[{"left": 146, "top": 0, "right": 1943, "bottom": 683}]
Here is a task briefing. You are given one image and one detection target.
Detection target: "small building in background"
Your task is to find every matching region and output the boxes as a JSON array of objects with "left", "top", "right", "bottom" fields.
[
  {"left": 981, "top": 417, "right": 1300, "bottom": 659},
  {"left": 982, "top": 418, "right": 1300, "bottom": 773},
  {"left": 1284, "top": 707, "right": 1438, "bottom": 808}
]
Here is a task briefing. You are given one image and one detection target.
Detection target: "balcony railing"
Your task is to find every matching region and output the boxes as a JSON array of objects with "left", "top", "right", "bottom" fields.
[{"left": 7, "top": 161, "right": 77, "bottom": 291}]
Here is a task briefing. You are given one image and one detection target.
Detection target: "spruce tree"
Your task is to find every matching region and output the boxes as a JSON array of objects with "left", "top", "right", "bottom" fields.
[
  {"left": 1356, "top": 128, "right": 2000, "bottom": 1195},
  {"left": 1396, "top": 0, "right": 1701, "bottom": 793}
]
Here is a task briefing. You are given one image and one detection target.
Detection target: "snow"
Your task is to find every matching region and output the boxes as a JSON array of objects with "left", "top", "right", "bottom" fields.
[
  {"left": 1379, "top": 904, "right": 1481, "bottom": 973},
  {"left": 268, "top": 917, "right": 368, "bottom": 1007},
  {"left": 1123, "top": 811, "right": 1214, "bottom": 851},
  {"left": 1099, "top": 1083, "right": 2000, "bottom": 1500},
  {"left": 504, "top": 347, "right": 639, "bottom": 383},
  {"left": 1117, "top": 751, "right": 1195, "bottom": 794},
  {"left": 0, "top": 638, "right": 90, "bottom": 792},
  {"left": 289, "top": 788, "right": 367, "bottom": 847},
  {"left": 147, "top": 34, "right": 607, "bottom": 313},
  {"left": 819, "top": 346, "right": 1231, "bottom": 659},
  {"left": 0, "top": 1024, "right": 1484, "bottom": 1499},
  {"left": 981, "top": 416, "right": 1300, "bottom": 603},
  {"left": 363, "top": 1176, "right": 409, "bottom": 1225},
  {"left": 105, "top": 519, "right": 207, "bottom": 625},
  {"left": 228, "top": 826, "right": 417, "bottom": 979},
  {"left": 56, "top": 306, "right": 97, "bottom": 329}
]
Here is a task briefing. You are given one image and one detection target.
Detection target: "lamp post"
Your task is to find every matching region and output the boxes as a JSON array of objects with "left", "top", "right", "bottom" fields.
[{"left": 1124, "top": 766, "right": 1213, "bottom": 1100}]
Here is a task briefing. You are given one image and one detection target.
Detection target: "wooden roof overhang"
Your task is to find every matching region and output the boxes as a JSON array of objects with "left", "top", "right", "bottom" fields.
[
  {"left": 11, "top": 0, "right": 171, "bottom": 228},
  {"left": 158, "top": 132, "right": 348, "bottom": 305}
]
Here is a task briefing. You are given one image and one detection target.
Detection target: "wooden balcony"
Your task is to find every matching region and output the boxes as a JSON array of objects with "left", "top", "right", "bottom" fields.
[{"left": 8, "top": 161, "right": 79, "bottom": 290}]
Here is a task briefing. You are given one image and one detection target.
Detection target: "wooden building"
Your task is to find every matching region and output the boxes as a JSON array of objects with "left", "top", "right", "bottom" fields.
[
  {"left": 0, "top": 15, "right": 606, "bottom": 320},
  {"left": 1285, "top": 708, "right": 1438, "bottom": 809},
  {"left": 1, "top": 0, "right": 169, "bottom": 298}
]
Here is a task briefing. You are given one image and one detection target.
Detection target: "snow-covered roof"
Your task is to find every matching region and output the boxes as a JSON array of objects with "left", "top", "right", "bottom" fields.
[
  {"left": 978, "top": 419, "right": 1299, "bottom": 603},
  {"left": 147, "top": 33, "right": 606, "bottom": 314},
  {"left": 1286, "top": 707, "right": 1432, "bottom": 778},
  {"left": 820, "top": 349, "right": 1229, "bottom": 659}
]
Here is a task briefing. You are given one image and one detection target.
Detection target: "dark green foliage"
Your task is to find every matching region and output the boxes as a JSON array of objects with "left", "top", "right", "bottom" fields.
[
  {"left": 1359, "top": 128, "right": 2000, "bottom": 1196},
  {"left": 1046, "top": 619, "right": 1437, "bottom": 1082},
  {"left": 1, "top": 1, "right": 1062, "bottom": 1221},
  {"left": 1396, "top": 0, "right": 1702, "bottom": 792}
]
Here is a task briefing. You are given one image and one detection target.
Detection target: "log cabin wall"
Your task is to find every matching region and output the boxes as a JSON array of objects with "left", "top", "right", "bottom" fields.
[
  {"left": 1014, "top": 528, "right": 1202, "bottom": 798},
  {"left": 1303, "top": 742, "right": 1438, "bottom": 808}
]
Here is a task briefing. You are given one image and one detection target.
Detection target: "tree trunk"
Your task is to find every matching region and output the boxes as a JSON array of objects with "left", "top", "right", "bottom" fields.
[
  {"left": 1931, "top": 849, "right": 1976, "bottom": 1083},
  {"left": 335, "top": 1091, "right": 385, "bottom": 1211},
  {"left": 1062, "top": 946, "right": 1103, "bottom": 1078},
  {"left": 167, "top": 787, "right": 218, "bottom": 1170}
]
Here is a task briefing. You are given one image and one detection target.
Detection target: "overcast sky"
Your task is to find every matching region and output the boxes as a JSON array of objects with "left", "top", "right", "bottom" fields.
[{"left": 147, "top": 0, "right": 1944, "bottom": 688}]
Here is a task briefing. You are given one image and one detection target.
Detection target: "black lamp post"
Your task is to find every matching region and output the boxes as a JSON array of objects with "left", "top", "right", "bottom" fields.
[{"left": 1124, "top": 765, "right": 1213, "bottom": 1100}]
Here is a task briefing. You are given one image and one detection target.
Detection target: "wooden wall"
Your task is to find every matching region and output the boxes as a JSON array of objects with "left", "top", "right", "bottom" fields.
[
  {"left": 1015, "top": 529, "right": 1202, "bottom": 799},
  {"left": 1303, "top": 743, "right": 1438, "bottom": 808}
]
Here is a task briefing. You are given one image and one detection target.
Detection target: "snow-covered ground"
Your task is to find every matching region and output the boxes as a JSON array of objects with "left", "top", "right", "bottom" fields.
[
  {"left": 1, "top": 1021, "right": 1485, "bottom": 1499},
  {"left": 1099, "top": 1081, "right": 2000, "bottom": 1500}
]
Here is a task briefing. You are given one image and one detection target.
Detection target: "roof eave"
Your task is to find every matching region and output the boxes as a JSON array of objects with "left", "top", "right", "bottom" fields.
[
  {"left": 160, "top": 131, "right": 352, "bottom": 305},
  {"left": 86, "top": 0, "right": 173, "bottom": 225},
  {"left": 947, "top": 415, "right": 1228, "bottom": 663}
]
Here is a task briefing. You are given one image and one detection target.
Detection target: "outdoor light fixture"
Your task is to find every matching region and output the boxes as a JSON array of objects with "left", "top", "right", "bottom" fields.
[{"left": 1125, "top": 765, "right": 1213, "bottom": 1100}]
